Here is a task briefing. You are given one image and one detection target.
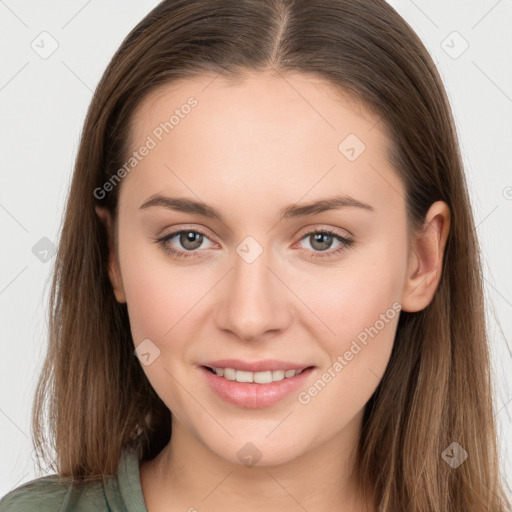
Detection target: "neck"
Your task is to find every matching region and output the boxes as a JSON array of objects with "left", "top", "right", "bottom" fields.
[{"left": 140, "top": 410, "right": 375, "bottom": 512}]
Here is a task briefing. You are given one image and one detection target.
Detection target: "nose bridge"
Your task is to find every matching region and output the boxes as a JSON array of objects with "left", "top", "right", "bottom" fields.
[{"left": 214, "top": 235, "right": 290, "bottom": 340}]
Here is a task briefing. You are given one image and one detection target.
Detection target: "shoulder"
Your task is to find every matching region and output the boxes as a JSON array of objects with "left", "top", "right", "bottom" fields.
[{"left": 0, "top": 474, "right": 107, "bottom": 511}]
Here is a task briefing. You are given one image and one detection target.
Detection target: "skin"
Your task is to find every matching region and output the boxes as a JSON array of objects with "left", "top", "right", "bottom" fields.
[{"left": 96, "top": 70, "right": 450, "bottom": 512}]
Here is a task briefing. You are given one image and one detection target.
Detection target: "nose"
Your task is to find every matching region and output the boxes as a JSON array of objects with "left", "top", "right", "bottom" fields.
[{"left": 213, "top": 245, "right": 292, "bottom": 342}]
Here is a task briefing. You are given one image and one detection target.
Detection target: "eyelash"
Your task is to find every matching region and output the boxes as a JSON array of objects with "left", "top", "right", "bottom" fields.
[{"left": 155, "top": 227, "right": 354, "bottom": 260}]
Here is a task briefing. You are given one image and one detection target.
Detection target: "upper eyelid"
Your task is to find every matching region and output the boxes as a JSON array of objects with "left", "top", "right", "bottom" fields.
[
  {"left": 159, "top": 225, "right": 215, "bottom": 242},
  {"left": 296, "top": 226, "right": 353, "bottom": 239},
  {"left": 161, "top": 222, "right": 352, "bottom": 237}
]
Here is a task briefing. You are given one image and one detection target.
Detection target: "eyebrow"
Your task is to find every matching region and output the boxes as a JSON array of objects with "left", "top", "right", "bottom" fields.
[{"left": 139, "top": 193, "right": 374, "bottom": 223}]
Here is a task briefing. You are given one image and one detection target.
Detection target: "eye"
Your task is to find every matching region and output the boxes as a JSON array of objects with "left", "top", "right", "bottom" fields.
[
  {"left": 296, "top": 229, "right": 354, "bottom": 259},
  {"left": 155, "top": 227, "right": 354, "bottom": 260},
  {"left": 156, "top": 228, "right": 215, "bottom": 259}
]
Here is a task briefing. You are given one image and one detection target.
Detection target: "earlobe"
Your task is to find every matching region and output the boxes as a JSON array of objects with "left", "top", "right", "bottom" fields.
[
  {"left": 107, "top": 255, "right": 127, "bottom": 304},
  {"left": 95, "top": 205, "right": 127, "bottom": 304},
  {"left": 401, "top": 201, "right": 451, "bottom": 312}
]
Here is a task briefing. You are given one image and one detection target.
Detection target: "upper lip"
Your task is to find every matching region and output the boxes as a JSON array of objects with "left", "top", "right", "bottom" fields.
[{"left": 201, "top": 359, "right": 314, "bottom": 373}]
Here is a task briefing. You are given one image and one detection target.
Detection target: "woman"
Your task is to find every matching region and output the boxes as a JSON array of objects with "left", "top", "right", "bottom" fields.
[{"left": 1, "top": 0, "right": 509, "bottom": 510}]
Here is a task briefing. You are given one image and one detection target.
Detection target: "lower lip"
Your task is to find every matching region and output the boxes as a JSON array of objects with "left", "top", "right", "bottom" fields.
[{"left": 199, "top": 366, "right": 315, "bottom": 409}]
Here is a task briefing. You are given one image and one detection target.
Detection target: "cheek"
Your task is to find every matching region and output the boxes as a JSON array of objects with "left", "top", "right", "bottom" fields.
[
  {"left": 118, "top": 240, "right": 203, "bottom": 412},
  {"left": 116, "top": 235, "right": 188, "bottom": 355},
  {"left": 291, "top": 240, "right": 405, "bottom": 406},
  {"left": 293, "top": 237, "right": 405, "bottom": 337}
]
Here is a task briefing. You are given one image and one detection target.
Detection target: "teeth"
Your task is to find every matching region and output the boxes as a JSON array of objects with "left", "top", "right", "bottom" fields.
[
  {"left": 212, "top": 367, "right": 306, "bottom": 383},
  {"left": 223, "top": 368, "right": 236, "bottom": 380},
  {"left": 271, "top": 370, "right": 284, "bottom": 382}
]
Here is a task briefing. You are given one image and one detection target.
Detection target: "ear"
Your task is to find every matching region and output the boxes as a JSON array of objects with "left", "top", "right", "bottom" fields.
[
  {"left": 95, "top": 205, "right": 127, "bottom": 304},
  {"left": 401, "top": 201, "right": 451, "bottom": 312}
]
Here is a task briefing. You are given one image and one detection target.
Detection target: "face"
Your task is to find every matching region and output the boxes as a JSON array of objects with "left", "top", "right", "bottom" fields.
[{"left": 101, "top": 70, "right": 414, "bottom": 466}]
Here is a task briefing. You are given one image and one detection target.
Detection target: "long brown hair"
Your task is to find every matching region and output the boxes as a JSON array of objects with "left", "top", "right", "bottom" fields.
[{"left": 31, "top": 1, "right": 510, "bottom": 509}]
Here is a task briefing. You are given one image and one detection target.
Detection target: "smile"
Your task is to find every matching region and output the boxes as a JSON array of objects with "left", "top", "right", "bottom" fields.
[
  {"left": 205, "top": 367, "right": 306, "bottom": 384},
  {"left": 200, "top": 365, "right": 315, "bottom": 408}
]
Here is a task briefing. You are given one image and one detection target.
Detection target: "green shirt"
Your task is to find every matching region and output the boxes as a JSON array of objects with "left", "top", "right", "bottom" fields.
[{"left": 0, "top": 447, "right": 148, "bottom": 511}]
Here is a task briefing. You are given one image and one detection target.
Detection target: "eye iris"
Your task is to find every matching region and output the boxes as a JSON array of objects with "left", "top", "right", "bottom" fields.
[
  {"left": 180, "top": 231, "right": 203, "bottom": 250},
  {"left": 310, "top": 233, "right": 333, "bottom": 251}
]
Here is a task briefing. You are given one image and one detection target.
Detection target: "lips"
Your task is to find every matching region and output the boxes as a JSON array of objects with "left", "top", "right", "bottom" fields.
[{"left": 199, "top": 359, "right": 316, "bottom": 408}]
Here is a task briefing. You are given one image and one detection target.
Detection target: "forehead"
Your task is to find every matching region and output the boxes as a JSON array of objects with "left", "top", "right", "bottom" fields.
[
  {"left": 129, "top": 70, "right": 384, "bottom": 148},
  {"left": 120, "top": 70, "right": 402, "bottom": 214}
]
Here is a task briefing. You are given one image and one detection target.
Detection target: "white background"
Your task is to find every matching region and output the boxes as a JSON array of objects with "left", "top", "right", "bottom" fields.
[{"left": 1, "top": 0, "right": 511, "bottom": 499}]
